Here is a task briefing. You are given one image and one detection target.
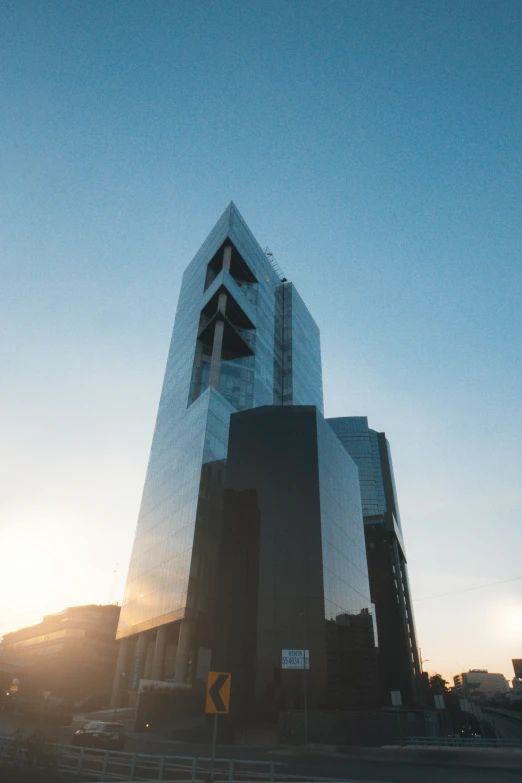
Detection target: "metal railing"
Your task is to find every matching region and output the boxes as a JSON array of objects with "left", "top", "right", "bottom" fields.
[
  {"left": 263, "top": 248, "right": 285, "bottom": 281},
  {"left": 0, "top": 735, "right": 287, "bottom": 781},
  {"left": 404, "top": 736, "right": 522, "bottom": 749}
]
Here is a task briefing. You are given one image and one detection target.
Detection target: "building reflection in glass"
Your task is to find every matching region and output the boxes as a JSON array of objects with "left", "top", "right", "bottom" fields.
[{"left": 211, "top": 405, "right": 378, "bottom": 717}]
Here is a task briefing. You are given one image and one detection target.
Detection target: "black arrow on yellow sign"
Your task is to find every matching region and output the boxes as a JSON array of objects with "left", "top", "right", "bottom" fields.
[{"left": 206, "top": 671, "right": 231, "bottom": 714}]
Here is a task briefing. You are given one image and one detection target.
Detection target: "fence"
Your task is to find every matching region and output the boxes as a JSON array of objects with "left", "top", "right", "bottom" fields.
[
  {"left": 404, "top": 736, "right": 522, "bottom": 749},
  {"left": 0, "top": 735, "right": 287, "bottom": 781}
]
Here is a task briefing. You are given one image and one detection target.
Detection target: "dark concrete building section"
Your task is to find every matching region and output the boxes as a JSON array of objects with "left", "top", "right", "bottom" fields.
[
  {"left": 210, "top": 486, "right": 261, "bottom": 720},
  {"left": 212, "top": 405, "right": 378, "bottom": 718},
  {"left": 327, "top": 416, "right": 421, "bottom": 706}
]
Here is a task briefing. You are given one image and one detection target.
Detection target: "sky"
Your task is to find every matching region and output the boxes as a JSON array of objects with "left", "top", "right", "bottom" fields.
[{"left": 1, "top": 0, "right": 521, "bottom": 684}]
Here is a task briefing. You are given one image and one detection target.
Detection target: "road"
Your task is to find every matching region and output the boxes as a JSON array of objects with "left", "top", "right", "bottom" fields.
[
  {"left": 482, "top": 708, "right": 522, "bottom": 740},
  {"left": 275, "top": 748, "right": 522, "bottom": 782},
  {"left": 2, "top": 710, "right": 522, "bottom": 782}
]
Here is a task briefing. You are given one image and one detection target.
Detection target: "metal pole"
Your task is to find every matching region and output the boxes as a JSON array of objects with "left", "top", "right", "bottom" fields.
[
  {"left": 101, "top": 750, "right": 109, "bottom": 782},
  {"left": 300, "top": 610, "right": 308, "bottom": 745},
  {"left": 440, "top": 708, "right": 446, "bottom": 739},
  {"left": 423, "top": 709, "right": 429, "bottom": 739},
  {"left": 210, "top": 713, "right": 218, "bottom": 780},
  {"left": 303, "top": 651, "right": 308, "bottom": 744},
  {"left": 396, "top": 706, "right": 402, "bottom": 745}
]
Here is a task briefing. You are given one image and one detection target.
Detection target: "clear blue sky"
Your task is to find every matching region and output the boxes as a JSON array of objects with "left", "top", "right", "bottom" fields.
[{"left": 1, "top": 1, "right": 521, "bottom": 682}]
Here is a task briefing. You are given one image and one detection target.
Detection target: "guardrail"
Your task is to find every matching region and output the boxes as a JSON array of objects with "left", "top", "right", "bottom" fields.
[
  {"left": 0, "top": 735, "right": 287, "bottom": 781},
  {"left": 404, "top": 736, "right": 522, "bottom": 749}
]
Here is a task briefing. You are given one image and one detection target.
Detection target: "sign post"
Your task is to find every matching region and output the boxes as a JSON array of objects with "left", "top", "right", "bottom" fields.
[
  {"left": 303, "top": 651, "right": 308, "bottom": 745},
  {"left": 211, "top": 713, "right": 218, "bottom": 778},
  {"left": 206, "top": 672, "right": 231, "bottom": 781},
  {"left": 391, "top": 690, "right": 402, "bottom": 745},
  {"left": 434, "top": 693, "right": 446, "bottom": 736},
  {"left": 282, "top": 650, "right": 310, "bottom": 743}
]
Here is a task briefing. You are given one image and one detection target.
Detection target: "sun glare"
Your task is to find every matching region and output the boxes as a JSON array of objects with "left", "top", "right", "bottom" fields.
[
  {"left": 0, "top": 515, "right": 84, "bottom": 633},
  {"left": 498, "top": 606, "right": 522, "bottom": 641}
]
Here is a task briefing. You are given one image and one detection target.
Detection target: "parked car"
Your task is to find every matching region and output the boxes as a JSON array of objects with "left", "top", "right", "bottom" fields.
[{"left": 72, "top": 721, "right": 126, "bottom": 750}]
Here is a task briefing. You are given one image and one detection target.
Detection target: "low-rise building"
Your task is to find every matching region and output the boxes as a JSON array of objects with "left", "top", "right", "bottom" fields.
[
  {"left": 453, "top": 669, "right": 509, "bottom": 700},
  {"left": 511, "top": 677, "right": 522, "bottom": 694},
  {"left": 0, "top": 605, "right": 120, "bottom": 707}
]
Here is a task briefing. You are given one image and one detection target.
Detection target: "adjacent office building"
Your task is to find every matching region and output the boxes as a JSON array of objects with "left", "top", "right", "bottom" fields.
[
  {"left": 112, "top": 203, "right": 326, "bottom": 706},
  {"left": 327, "top": 417, "right": 421, "bottom": 705}
]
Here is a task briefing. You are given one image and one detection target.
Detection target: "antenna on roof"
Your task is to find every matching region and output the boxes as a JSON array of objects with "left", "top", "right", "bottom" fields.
[
  {"left": 264, "top": 247, "right": 286, "bottom": 281},
  {"left": 108, "top": 563, "right": 118, "bottom": 605}
]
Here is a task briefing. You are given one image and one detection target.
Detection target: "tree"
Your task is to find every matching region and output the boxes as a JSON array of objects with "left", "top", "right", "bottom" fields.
[{"left": 428, "top": 673, "right": 450, "bottom": 695}]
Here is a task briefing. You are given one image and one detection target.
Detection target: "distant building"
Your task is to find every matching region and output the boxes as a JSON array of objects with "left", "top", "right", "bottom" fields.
[
  {"left": 326, "top": 416, "right": 421, "bottom": 705},
  {"left": 453, "top": 669, "right": 509, "bottom": 700},
  {"left": 0, "top": 605, "right": 120, "bottom": 705},
  {"left": 0, "top": 657, "right": 17, "bottom": 709},
  {"left": 511, "top": 677, "right": 522, "bottom": 695}
]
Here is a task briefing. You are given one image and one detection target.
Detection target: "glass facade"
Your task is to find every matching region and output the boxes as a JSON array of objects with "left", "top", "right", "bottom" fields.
[
  {"left": 316, "top": 416, "right": 372, "bottom": 622},
  {"left": 326, "top": 417, "right": 386, "bottom": 518},
  {"left": 117, "top": 203, "right": 323, "bottom": 640},
  {"left": 212, "top": 406, "right": 377, "bottom": 714},
  {"left": 326, "top": 416, "right": 421, "bottom": 705},
  {"left": 275, "top": 283, "right": 323, "bottom": 412}
]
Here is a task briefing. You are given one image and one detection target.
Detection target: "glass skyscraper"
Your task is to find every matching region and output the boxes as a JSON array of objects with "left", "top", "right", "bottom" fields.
[
  {"left": 327, "top": 416, "right": 421, "bottom": 705},
  {"left": 112, "top": 203, "right": 324, "bottom": 702}
]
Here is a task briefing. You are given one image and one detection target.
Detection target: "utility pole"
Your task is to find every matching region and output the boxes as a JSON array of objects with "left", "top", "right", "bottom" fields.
[
  {"left": 303, "top": 647, "right": 308, "bottom": 745},
  {"left": 300, "top": 611, "right": 308, "bottom": 744}
]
